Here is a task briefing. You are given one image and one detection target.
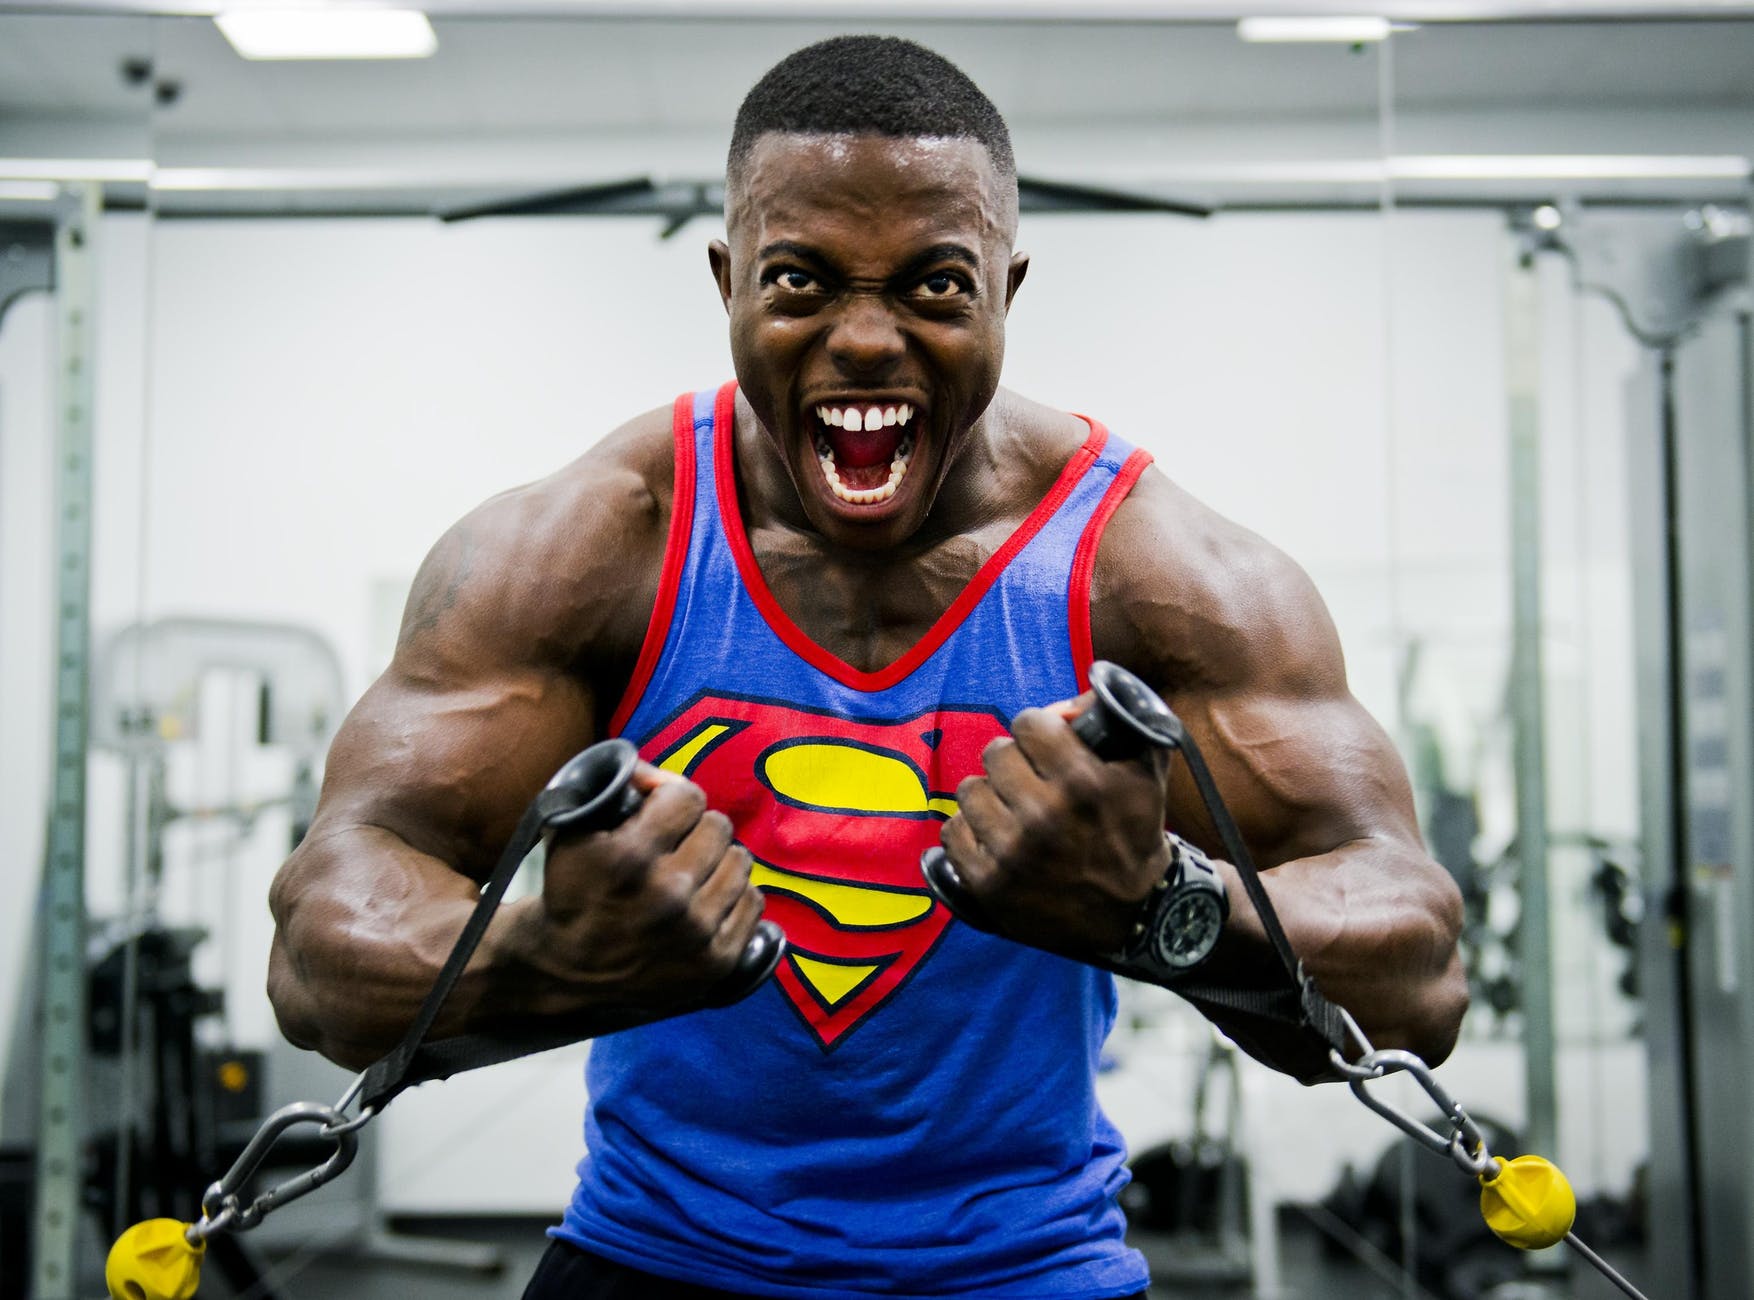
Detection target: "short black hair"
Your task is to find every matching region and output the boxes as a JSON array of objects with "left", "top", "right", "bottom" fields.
[{"left": 728, "top": 35, "right": 1015, "bottom": 183}]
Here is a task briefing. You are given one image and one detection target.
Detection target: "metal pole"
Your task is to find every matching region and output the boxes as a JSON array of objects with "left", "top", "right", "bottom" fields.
[
  {"left": 31, "top": 181, "right": 98, "bottom": 1300},
  {"left": 1651, "top": 348, "right": 1707, "bottom": 1298},
  {"left": 1505, "top": 249, "right": 1560, "bottom": 1168}
]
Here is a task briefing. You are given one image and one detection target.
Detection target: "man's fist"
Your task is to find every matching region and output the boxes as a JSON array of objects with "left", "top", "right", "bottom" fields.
[
  {"left": 937, "top": 695, "right": 1172, "bottom": 957},
  {"left": 522, "top": 763, "right": 769, "bottom": 1015}
]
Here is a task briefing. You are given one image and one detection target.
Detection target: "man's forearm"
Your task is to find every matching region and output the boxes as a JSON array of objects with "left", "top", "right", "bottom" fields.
[
  {"left": 267, "top": 825, "right": 564, "bottom": 1070},
  {"left": 1196, "top": 835, "right": 1468, "bottom": 1078}
]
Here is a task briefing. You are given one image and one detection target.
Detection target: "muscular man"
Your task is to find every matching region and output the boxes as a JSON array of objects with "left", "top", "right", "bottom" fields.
[{"left": 268, "top": 35, "right": 1466, "bottom": 1300}]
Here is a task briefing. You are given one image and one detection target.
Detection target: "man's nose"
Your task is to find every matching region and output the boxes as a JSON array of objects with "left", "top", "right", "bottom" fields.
[{"left": 827, "top": 293, "right": 905, "bottom": 375}]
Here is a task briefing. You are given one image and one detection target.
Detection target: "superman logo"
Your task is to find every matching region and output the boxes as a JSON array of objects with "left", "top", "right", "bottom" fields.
[{"left": 642, "top": 694, "right": 1009, "bottom": 1050}]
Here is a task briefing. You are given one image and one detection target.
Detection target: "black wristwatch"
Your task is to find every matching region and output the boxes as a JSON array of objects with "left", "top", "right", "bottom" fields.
[{"left": 1109, "top": 833, "right": 1228, "bottom": 977}]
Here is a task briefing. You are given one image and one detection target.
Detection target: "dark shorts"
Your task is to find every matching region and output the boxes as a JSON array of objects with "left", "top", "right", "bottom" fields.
[
  {"left": 523, "top": 1239, "right": 753, "bottom": 1298},
  {"left": 522, "top": 1238, "right": 1147, "bottom": 1300}
]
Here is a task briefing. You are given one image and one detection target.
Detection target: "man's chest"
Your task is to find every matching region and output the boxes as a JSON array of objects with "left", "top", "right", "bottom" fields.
[{"left": 747, "top": 527, "right": 1007, "bottom": 673}]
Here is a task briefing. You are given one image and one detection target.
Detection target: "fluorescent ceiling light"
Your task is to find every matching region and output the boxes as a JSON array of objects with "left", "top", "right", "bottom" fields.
[
  {"left": 1392, "top": 154, "right": 1750, "bottom": 181},
  {"left": 151, "top": 166, "right": 424, "bottom": 190},
  {"left": 1237, "top": 16, "right": 1391, "bottom": 43},
  {"left": 214, "top": 8, "right": 437, "bottom": 61},
  {"left": 1112, "top": 156, "right": 1749, "bottom": 185}
]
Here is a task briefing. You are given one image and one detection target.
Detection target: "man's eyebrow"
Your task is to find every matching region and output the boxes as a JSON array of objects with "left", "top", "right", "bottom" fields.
[
  {"left": 899, "top": 243, "right": 982, "bottom": 273},
  {"left": 755, "top": 240, "right": 833, "bottom": 266},
  {"left": 753, "top": 240, "right": 982, "bottom": 277}
]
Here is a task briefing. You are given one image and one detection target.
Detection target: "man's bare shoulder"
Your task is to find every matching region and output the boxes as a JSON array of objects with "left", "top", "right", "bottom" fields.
[
  {"left": 1089, "top": 466, "right": 1346, "bottom": 697},
  {"left": 998, "top": 389, "right": 1100, "bottom": 477},
  {"left": 394, "top": 403, "right": 678, "bottom": 684}
]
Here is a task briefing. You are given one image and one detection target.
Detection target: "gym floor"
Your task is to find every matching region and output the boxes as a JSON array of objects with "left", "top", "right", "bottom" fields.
[{"left": 173, "top": 1211, "right": 1650, "bottom": 1300}]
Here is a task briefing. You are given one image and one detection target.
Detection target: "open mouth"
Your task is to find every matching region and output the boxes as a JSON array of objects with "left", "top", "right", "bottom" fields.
[{"left": 812, "top": 402, "right": 917, "bottom": 506}]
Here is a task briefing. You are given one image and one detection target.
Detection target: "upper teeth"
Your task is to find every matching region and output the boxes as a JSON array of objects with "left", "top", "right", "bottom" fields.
[{"left": 815, "top": 403, "right": 914, "bottom": 432}]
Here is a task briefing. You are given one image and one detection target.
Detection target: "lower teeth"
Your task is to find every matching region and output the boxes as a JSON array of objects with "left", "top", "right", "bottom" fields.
[{"left": 818, "top": 435, "right": 913, "bottom": 505}]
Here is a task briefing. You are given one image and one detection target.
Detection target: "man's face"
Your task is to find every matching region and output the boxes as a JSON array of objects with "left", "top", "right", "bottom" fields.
[{"left": 711, "top": 132, "right": 1027, "bottom": 552}]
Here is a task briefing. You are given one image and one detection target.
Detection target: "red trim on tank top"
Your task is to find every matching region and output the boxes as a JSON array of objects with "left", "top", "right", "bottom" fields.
[
  {"left": 1069, "top": 446, "right": 1153, "bottom": 691},
  {"left": 713, "top": 380, "right": 1111, "bottom": 693},
  {"left": 606, "top": 393, "right": 699, "bottom": 736}
]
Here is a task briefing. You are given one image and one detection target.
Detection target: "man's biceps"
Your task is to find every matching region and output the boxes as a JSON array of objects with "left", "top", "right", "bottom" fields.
[
  {"left": 1185, "top": 696, "right": 1405, "bottom": 854},
  {"left": 1237, "top": 687, "right": 1406, "bottom": 772},
  {"left": 337, "top": 668, "right": 582, "bottom": 768},
  {"left": 323, "top": 669, "right": 594, "bottom": 857},
  {"left": 1307, "top": 696, "right": 1421, "bottom": 802},
  {"left": 314, "top": 743, "right": 518, "bottom": 872}
]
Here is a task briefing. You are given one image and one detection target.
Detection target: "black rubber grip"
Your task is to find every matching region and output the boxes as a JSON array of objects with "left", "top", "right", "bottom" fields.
[
  {"left": 704, "top": 917, "right": 788, "bottom": 1005},
  {"left": 538, "top": 737, "right": 787, "bottom": 1005},
  {"left": 537, "top": 738, "right": 645, "bottom": 833},
  {"left": 1069, "top": 660, "right": 1184, "bottom": 761},
  {"left": 920, "top": 846, "right": 999, "bottom": 933}
]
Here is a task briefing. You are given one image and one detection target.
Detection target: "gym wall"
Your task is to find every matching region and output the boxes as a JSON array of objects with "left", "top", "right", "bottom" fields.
[{"left": 0, "top": 203, "right": 1644, "bottom": 1207}]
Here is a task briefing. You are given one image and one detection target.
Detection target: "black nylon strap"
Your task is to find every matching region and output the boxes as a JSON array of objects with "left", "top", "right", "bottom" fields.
[
  {"left": 356, "top": 742, "right": 785, "bottom": 1114},
  {"left": 358, "top": 798, "right": 553, "bottom": 1113},
  {"left": 366, "top": 1006, "right": 655, "bottom": 1097},
  {"left": 356, "top": 682, "right": 1350, "bottom": 1114},
  {"left": 1169, "top": 733, "right": 1352, "bottom": 1060},
  {"left": 1176, "top": 741, "right": 1302, "bottom": 987}
]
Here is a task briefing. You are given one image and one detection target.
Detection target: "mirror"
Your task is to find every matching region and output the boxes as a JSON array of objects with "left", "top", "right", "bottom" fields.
[
  {"left": 1380, "top": 17, "right": 1752, "bottom": 1296},
  {"left": 11, "top": 9, "right": 1746, "bottom": 1297}
]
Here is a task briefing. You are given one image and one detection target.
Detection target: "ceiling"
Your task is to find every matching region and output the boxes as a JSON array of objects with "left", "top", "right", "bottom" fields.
[
  {"left": 6, "top": 14, "right": 1754, "bottom": 132},
  {"left": 2, "top": 11, "right": 1752, "bottom": 209}
]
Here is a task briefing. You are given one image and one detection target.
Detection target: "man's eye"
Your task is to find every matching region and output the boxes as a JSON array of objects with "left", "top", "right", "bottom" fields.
[
  {"left": 767, "top": 269, "right": 819, "bottom": 292},
  {"left": 915, "top": 272, "right": 968, "bottom": 299}
]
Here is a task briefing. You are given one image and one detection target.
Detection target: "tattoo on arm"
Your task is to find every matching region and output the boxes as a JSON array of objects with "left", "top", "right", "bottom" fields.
[{"left": 399, "top": 524, "right": 477, "bottom": 647}]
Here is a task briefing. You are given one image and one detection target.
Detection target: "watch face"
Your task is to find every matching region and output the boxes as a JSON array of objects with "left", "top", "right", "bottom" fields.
[{"left": 1151, "top": 891, "right": 1225, "bottom": 969}]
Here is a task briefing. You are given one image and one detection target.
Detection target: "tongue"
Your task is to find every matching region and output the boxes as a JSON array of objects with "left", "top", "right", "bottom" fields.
[
  {"left": 830, "top": 424, "right": 902, "bottom": 469},
  {"left": 838, "top": 461, "right": 892, "bottom": 491}
]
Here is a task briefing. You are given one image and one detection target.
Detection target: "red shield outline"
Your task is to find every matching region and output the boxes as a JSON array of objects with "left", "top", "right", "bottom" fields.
[{"left": 641, "top": 692, "right": 1009, "bottom": 1050}]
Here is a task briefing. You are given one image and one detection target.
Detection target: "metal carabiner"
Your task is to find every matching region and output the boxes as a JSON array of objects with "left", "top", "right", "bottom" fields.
[
  {"left": 190, "top": 1100, "right": 361, "bottom": 1240},
  {"left": 320, "top": 1070, "right": 377, "bottom": 1140},
  {"left": 1341, "top": 1047, "right": 1496, "bottom": 1178}
]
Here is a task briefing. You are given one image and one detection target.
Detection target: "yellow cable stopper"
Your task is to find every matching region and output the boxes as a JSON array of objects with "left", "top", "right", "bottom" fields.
[
  {"left": 106, "top": 1219, "right": 206, "bottom": 1300},
  {"left": 1478, "top": 1154, "right": 1577, "bottom": 1250}
]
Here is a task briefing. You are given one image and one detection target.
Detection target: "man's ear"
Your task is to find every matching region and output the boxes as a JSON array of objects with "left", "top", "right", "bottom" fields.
[
  {"left": 709, "top": 240, "right": 734, "bottom": 314},
  {"left": 1005, "top": 251, "right": 1030, "bottom": 311}
]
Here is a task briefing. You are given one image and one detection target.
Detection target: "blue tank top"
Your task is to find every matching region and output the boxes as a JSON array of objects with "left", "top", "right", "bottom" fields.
[{"left": 557, "top": 383, "right": 1155, "bottom": 1299}]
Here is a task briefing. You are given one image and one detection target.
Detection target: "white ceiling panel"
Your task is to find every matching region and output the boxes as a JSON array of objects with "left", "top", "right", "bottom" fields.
[
  {"left": 1393, "top": 21, "right": 1754, "bottom": 105},
  {"left": 8, "top": 14, "right": 1754, "bottom": 142},
  {"left": 444, "top": 20, "right": 666, "bottom": 130},
  {"left": 0, "top": 14, "right": 156, "bottom": 117}
]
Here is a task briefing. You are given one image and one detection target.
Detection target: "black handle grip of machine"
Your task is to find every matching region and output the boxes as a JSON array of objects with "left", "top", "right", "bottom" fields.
[
  {"left": 1068, "top": 660, "right": 1185, "bottom": 761},
  {"left": 537, "top": 738, "right": 646, "bottom": 833},
  {"left": 921, "top": 662, "right": 1184, "bottom": 928},
  {"left": 536, "top": 738, "right": 788, "bottom": 1004},
  {"left": 919, "top": 846, "right": 1000, "bottom": 933}
]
